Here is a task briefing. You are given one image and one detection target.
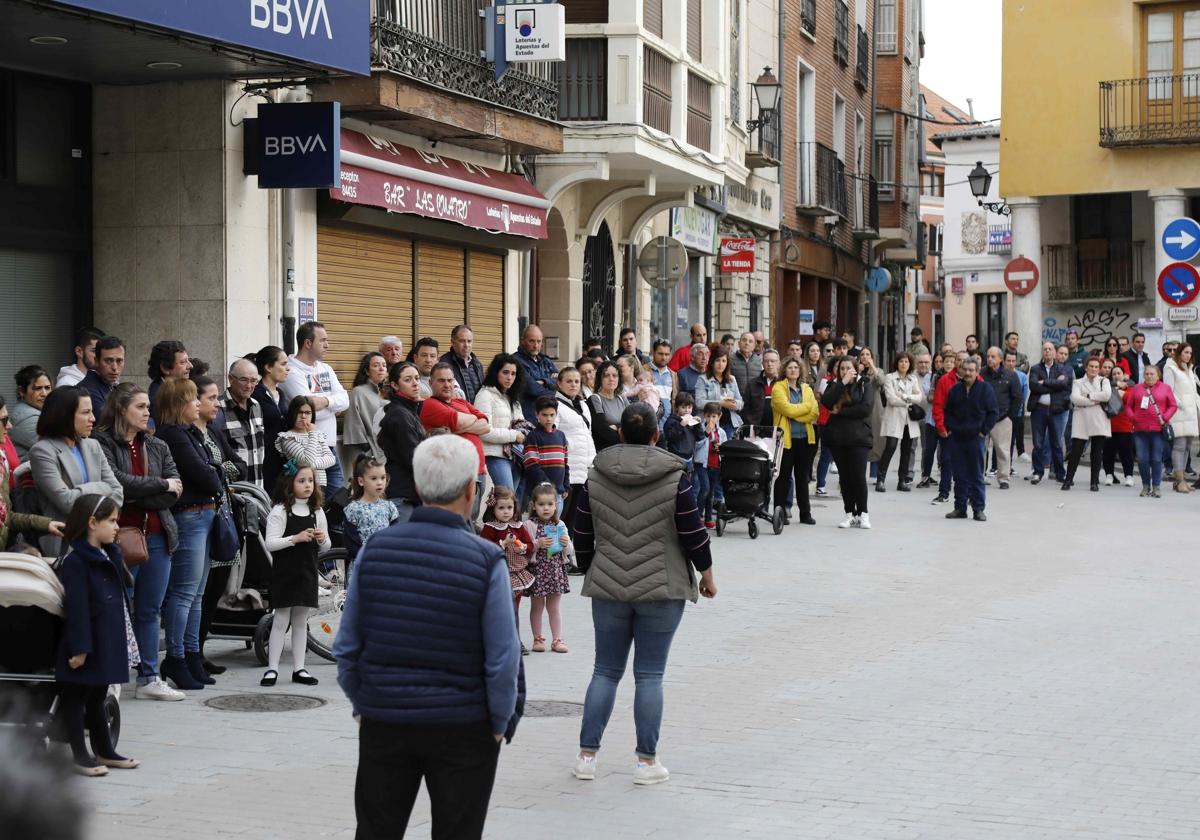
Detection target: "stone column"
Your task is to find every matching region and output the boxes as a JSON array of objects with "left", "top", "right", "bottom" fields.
[
  {"left": 1149, "top": 188, "right": 1188, "bottom": 325},
  {"left": 1007, "top": 196, "right": 1043, "bottom": 352}
]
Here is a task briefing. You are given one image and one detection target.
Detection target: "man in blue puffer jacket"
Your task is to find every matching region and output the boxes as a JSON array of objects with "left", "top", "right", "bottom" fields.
[{"left": 334, "top": 434, "right": 522, "bottom": 840}]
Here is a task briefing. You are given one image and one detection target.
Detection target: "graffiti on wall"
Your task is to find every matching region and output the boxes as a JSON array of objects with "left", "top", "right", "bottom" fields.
[{"left": 1041, "top": 305, "right": 1142, "bottom": 347}]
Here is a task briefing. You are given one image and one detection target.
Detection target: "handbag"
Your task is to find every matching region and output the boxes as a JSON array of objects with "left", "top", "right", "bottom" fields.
[
  {"left": 209, "top": 500, "right": 241, "bottom": 564},
  {"left": 116, "top": 512, "right": 149, "bottom": 568},
  {"left": 907, "top": 403, "right": 926, "bottom": 422},
  {"left": 1146, "top": 390, "right": 1175, "bottom": 447},
  {"left": 1104, "top": 387, "right": 1124, "bottom": 418}
]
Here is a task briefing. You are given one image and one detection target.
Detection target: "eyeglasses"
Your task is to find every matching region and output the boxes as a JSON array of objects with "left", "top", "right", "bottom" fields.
[{"left": 231, "top": 376, "right": 260, "bottom": 385}]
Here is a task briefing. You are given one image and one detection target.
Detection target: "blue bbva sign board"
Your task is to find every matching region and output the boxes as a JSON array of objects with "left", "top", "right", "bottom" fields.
[
  {"left": 253, "top": 102, "right": 340, "bottom": 188},
  {"left": 50, "top": 0, "right": 370, "bottom": 76}
]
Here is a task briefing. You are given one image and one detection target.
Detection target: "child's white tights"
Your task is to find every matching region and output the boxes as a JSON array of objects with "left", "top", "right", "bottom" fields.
[{"left": 267, "top": 606, "right": 310, "bottom": 673}]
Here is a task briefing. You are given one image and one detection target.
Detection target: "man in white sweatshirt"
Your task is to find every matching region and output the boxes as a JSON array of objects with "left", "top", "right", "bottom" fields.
[{"left": 281, "top": 320, "right": 350, "bottom": 490}]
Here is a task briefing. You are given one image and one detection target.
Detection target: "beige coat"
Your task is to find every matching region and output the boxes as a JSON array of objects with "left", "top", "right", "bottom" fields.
[
  {"left": 1164, "top": 358, "right": 1200, "bottom": 437},
  {"left": 1069, "top": 374, "right": 1112, "bottom": 439},
  {"left": 880, "top": 372, "right": 925, "bottom": 439}
]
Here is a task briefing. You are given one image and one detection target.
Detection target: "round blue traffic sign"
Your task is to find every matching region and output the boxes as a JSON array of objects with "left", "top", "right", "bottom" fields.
[
  {"left": 866, "top": 266, "right": 891, "bottom": 293},
  {"left": 1162, "top": 217, "right": 1200, "bottom": 262},
  {"left": 1157, "top": 262, "right": 1200, "bottom": 306}
]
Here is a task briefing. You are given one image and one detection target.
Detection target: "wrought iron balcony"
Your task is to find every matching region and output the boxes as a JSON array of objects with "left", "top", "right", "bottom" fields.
[
  {"left": 856, "top": 26, "right": 869, "bottom": 90},
  {"left": 797, "top": 141, "right": 848, "bottom": 219},
  {"left": 988, "top": 225, "right": 1011, "bottom": 256},
  {"left": 1100, "top": 74, "right": 1200, "bottom": 147},
  {"left": 852, "top": 175, "right": 879, "bottom": 239},
  {"left": 1043, "top": 240, "right": 1146, "bottom": 301},
  {"left": 746, "top": 108, "right": 781, "bottom": 168},
  {"left": 371, "top": 0, "right": 558, "bottom": 121}
]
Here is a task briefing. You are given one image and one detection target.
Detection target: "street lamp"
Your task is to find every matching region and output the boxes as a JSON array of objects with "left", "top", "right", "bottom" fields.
[
  {"left": 747, "top": 67, "right": 781, "bottom": 131},
  {"left": 968, "top": 160, "right": 1010, "bottom": 216}
]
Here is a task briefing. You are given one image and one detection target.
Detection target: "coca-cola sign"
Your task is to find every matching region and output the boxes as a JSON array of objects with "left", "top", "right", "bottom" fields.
[{"left": 719, "top": 237, "right": 756, "bottom": 273}]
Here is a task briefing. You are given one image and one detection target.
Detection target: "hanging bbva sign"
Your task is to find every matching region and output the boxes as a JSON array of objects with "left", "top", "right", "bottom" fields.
[{"left": 719, "top": 238, "right": 756, "bottom": 273}]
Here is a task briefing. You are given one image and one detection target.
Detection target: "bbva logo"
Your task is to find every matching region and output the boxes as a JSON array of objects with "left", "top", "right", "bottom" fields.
[
  {"left": 250, "top": 0, "right": 333, "bottom": 40},
  {"left": 264, "top": 135, "right": 329, "bottom": 155}
]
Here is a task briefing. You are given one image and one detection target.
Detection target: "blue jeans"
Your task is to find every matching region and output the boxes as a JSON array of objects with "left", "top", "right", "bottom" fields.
[
  {"left": 921, "top": 424, "right": 940, "bottom": 478},
  {"left": 325, "top": 447, "right": 345, "bottom": 490},
  {"left": 129, "top": 532, "right": 171, "bottom": 683},
  {"left": 486, "top": 455, "right": 515, "bottom": 490},
  {"left": 950, "top": 436, "right": 986, "bottom": 513},
  {"left": 1134, "top": 431, "right": 1165, "bottom": 487},
  {"left": 693, "top": 465, "right": 713, "bottom": 520},
  {"left": 580, "top": 598, "right": 685, "bottom": 759},
  {"left": 164, "top": 508, "right": 215, "bottom": 658},
  {"left": 1031, "top": 407, "right": 1067, "bottom": 479},
  {"left": 937, "top": 432, "right": 954, "bottom": 497},
  {"left": 816, "top": 442, "right": 833, "bottom": 489}
]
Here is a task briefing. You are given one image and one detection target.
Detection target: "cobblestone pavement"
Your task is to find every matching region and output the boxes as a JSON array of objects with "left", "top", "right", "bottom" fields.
[{"left": 84, "top": 475, "right": 1200, "bottom": 839}]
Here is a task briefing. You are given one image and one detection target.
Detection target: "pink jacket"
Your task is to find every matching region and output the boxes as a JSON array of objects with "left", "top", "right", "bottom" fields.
[{"left": 1123, "top": 382, "right": 1178, "bottom": 432}]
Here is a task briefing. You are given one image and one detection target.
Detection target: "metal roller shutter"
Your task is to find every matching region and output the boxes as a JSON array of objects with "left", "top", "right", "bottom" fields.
[
  {"left": 467, "top": 251, "right": 504, "bottom": 364},
  {"left": 317, "top": 226, "right": 414, "bottom": 387},
  {"left": 0, "top": 249, "right": 75, "bottom": 395},
  {"left": 415, "top": 242, "right": 466, "bottom": 347}
]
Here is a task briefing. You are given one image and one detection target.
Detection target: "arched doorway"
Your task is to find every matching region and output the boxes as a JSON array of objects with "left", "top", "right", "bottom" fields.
[{"left": 582, "top": 221, "right": 616, "bottom": 351}]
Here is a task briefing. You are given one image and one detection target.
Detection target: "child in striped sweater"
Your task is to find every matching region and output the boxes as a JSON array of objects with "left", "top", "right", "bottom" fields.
[{"left": 522, "top": 396, "right": 569, "bottom": 513}]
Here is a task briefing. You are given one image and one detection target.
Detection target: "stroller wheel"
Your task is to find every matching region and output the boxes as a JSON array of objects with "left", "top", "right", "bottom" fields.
[
  {"left": 715, "top": 517, "right": 726, "bottom": 537},
  {"left": 103, "top": 693, "right": 121, "bottom": 748},
  {"left": 772, "top": 507, "right": 785, "bottom": 535},
  {"left": 253, "top": 613, "right": 273, "bottom": 667},
  {"left": 748, "top": 520, "right": 759, "bottom": 539}
]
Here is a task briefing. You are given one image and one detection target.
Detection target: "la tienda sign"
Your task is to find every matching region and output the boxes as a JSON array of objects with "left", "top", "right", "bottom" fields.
[{"left": 719, "top": 237, "right": 755, "bottom": 273}]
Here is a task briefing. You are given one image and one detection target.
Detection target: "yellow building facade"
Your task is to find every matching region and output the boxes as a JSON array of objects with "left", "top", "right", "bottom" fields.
[{"left": 1001, "top": 0, "right": 1200, "bottom": 359}]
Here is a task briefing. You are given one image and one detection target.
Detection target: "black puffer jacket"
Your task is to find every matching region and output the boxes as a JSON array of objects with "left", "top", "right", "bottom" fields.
[
  {"left": 819, "top": 378, "right": 873, "bottom": 448},
  {"left": 377, "top": 396, "right": 426, "bottom": 503}
]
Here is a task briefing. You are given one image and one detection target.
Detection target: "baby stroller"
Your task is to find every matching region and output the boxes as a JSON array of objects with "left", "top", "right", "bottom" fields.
[
  {"left": 203, "top": 483, "right": 348, "bottom": 666},
  {"left": 0, "top": 553, "right": 121, "bottom": 746},
  {"left": 714, "top": 426, "right": 785, "bottom": 539}
]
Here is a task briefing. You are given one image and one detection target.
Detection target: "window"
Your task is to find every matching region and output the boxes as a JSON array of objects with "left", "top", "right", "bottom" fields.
[
  {"left": 878, "top": 0, "right": 897, "bottom": 53},
  {"left": 833, "top": 93, "right": 847, "bottom": 160},
  {"left": 874, "top": 112, "right": 895, "bottom": 199},
  {"left": 687, "top": 72, "right": 713, "bottom": 150},
  {"left": 749, "top": 294, "right": 762, "bottom": 332},
  {"left": 974, "top": 293, "right": 1007, "bottom": 352},
  {"left": 688, "top": 0, "right": 702, "bottom": 60},
  {"left": 927, "top": 223, "right": 943, "bottom": 254},
  {"left": 644, "top": 0, "right": 663, "bottom": 37},
  {"left": 920, "top": 170, "right": 944, "bottom": 197},
  {"left": 562, "top": 0, "right": 608, "bottom": 24},
  {"left": 834, "top": 1, "right": 850, "bottom": 66},
  {"left": 1145, "top": 7, "right": 1200, "bottom": 99},
  {"left": 800, "top": 0, "right": 816, "bottom": 37},
  {"left": 904, "top": 0, "right": 916, "bottom": 59}
]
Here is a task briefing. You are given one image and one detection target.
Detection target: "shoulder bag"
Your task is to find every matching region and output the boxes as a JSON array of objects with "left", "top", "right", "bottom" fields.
[
  {"left": 116, "top": 512, "right": 149, "bottom": 567},
  {"left": 1104, "top": 386, "right": 1124, "bottom": 418},
  {"left": 1146, "top": 390, "right": 1175, "bottom": 447}
]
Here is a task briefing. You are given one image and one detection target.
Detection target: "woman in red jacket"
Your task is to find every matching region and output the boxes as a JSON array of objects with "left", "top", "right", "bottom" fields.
[
  {"left": 1123, "top": 365, "right": 1177, "bottom": 497},
  {"left": 1104, "top": 367, "right": 1136, "bottom": 487}
]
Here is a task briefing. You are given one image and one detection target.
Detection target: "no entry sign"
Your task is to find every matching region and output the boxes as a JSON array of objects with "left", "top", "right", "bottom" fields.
[
  {"left": 1157, "top": 262, "right": 1200, "bottom": 306},
  {"left": 1004, "top": 256, "right": 1039, "bottom": 296}
]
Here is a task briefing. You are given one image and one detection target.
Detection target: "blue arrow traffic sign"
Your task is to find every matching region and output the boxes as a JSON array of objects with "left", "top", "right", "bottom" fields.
[
  {"left": 866, "top": 266, "right": 891, "bottom": 293},
  {"left": 1161, "top": 217, "right": 1200, "bottom": 262}
]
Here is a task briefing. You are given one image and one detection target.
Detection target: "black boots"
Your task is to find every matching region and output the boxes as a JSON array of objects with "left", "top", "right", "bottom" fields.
[
  {"left": 161, "top": 655, "right": 204, "bottom": 691},
  {"left": 185, "top": 651, "right": 216, "bottom": 686}
]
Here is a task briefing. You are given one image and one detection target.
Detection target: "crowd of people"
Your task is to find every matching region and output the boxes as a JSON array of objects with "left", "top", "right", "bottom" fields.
[{"left": 2, "top": 312, "right": 1195, "bottom": 795}]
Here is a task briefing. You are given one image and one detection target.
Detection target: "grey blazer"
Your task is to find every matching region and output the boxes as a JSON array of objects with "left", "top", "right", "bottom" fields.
[{"left": 29, "top": 436, "right": 125, "bottom": 555}]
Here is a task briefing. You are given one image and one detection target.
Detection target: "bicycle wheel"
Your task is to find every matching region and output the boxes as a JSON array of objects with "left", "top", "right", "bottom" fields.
[{"left": 306, "top": 548, "right": 348, "bottom": 662}]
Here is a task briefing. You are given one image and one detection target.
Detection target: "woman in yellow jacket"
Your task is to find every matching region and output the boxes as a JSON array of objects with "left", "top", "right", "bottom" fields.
[{"left": 772, "top": 358, "right": 819, "bottom": 525}]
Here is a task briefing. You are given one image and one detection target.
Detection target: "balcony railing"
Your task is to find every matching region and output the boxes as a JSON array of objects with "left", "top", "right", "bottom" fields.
[
  {"left": 686, "top": 73, "right": 712, "bottom": 151},
  {"left": 797, "top": 141, "right": 848, "bottom": 219},
  {"left": 856, "top": 26, "right": 869, "bottom": 90},
  {"left": 834, "top": 1, "right": 850, "bottom": 66},
  {"left": 1099, "top": 74, "right": 1200, "bottom": 147},
  {"left": 746, "top": 109, "right": 781, "bottom": 167},
  {"left": 559, "top": 38, "right": 607, "bottom": 121},
  {"left": 643, "top": 46, "right": 672, "bottom": 134},
  {"left": 800, "top": 0, "right": 816, "bottom": 36},
  {"left": 1043, "top": 240, "right": 1146, "bottom": 301},
  {"left": 853, "top": 175, "right": 879, "bottom": 238},
  {"left": 372, "top": 0, "right": 557, "bottom": 120},
  {"left": 988, "top": 224, "right": 1012, "bottom": 256}
]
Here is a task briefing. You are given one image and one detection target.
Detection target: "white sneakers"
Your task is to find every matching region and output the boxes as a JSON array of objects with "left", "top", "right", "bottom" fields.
[
  {"left": 1105, "top": 474, "right": 1114, "bottom": 486},
  {"left": 633, "top": 761, "right": 670, "bottom": 786},
  {"left": 838, "top": 514, "right": 856, "bottom": 529},
  {"left": 573, "top": 754, "right": 670, "bottom": 785},
  {"left": 857, "top": 513, "right": 871, "bottom": 529},
  {"left": 838, "top": 514, "right": 871, "bottom": 529},
  {"left": 1124, "top": 475, "right": 1135, "bottom": 487},
  {"left": 136, "top": 678, "right": 185, "bottom": 701},
  {"left": 573, "top": 754, "right": 596, "bottom": 780}
]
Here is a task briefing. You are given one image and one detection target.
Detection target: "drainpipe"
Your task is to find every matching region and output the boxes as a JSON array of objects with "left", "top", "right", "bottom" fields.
[{"left": 866, "top": 0, "right": 880, "bottom": 347}]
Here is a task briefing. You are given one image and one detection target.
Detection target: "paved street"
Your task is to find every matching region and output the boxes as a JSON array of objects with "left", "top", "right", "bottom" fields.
[{"left": 86, "top": 476, "right": 1200, "bottom": 840}]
